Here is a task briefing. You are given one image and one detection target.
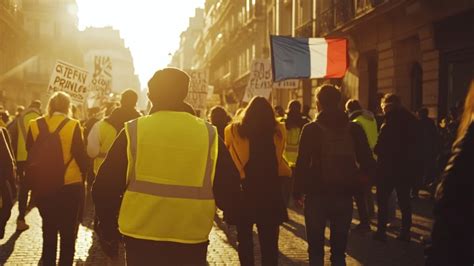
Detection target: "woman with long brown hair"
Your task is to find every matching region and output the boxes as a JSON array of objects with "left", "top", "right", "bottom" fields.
[
  {"left": 225, "top": 96, "right": 291, "bottom": 266},
  {"left": 426, "top": 79, "right": 474, "bottom": 266}
]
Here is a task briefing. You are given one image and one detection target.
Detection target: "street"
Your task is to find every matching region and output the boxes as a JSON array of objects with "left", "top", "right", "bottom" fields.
[{"left": 0, "top": 189, "right": 433, "bottom": 265}]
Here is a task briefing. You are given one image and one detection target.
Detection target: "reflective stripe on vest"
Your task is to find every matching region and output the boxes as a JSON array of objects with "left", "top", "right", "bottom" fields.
[{"left": 125, "top": 119, "right": 215, "bottom": 200}]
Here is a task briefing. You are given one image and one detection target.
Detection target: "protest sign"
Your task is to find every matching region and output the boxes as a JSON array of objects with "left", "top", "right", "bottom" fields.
[
  {"left": 273, "top": 79, "right": 299, "bottom": 89},
  {"left": 89, "top": 56, "right": 112, "bottom": 99},
  {"left": 185, "top": 70, "right": 209, "bottom": 112},
  {"left": 243, "top": 59, "right": 273, "bottom": 102},
  {"left": 47, "top": 60, "right": 89, "bottom": 104},
  {"left": 243, "top": 59, "right": 299, "bottom": 102}
]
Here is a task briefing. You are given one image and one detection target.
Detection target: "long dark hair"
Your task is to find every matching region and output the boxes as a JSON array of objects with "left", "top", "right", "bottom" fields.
[{"left": 238, "top": 96, "right": 277, "bottom": 139}]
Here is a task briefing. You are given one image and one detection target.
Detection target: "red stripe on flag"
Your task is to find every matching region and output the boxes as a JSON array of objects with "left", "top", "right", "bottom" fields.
[{"left": 325, "top": 38, "right": 348, "bottom": 78}]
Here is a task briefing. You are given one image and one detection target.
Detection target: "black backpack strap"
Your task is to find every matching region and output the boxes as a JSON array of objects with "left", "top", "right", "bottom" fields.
[
  {"left": 53, "top": 118, "right": 70, "bottom": 135},
  {"left": 37, "top": 118, "right": 49, "bottom": 136}
]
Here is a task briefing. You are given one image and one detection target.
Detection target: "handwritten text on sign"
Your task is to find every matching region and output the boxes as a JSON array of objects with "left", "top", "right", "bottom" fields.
[
  {"left": 243, "top": 59, "right": 273, "bottom": 102},
  {"left": 47, "top": 60, "right": 89, "bottom": 104},
  {"left": 90, "top": 56, "right": 112, "bottom": 97},
  {"left": 185, "top": 70, "right": 209, "bottom": 111},
  {"left": 243, "top": 59, "right": 299, "bottom": 102}
]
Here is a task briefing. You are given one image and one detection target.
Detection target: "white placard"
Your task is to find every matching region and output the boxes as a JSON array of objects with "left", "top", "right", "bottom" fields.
[{"left": 47, "top": 60, "right": 89, "bottom": 105}]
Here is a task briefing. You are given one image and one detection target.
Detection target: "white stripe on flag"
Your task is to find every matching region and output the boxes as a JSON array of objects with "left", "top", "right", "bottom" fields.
[{"left": 308, "top": 38, "right": 328, "bottom": 78}]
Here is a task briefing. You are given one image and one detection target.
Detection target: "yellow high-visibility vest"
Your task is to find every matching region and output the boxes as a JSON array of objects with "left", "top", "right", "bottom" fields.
[
  {"left": 285, "top": 127, "right": 302, "bottom": 167},
  {"left": 352, "top": 114, "right": 379, "bottom": 152},
  {"left": 93, "top": 120, "right": 117, "bottom": 174},
  {"left": 17, "top": 109, "right": 41, "bottom": 161},
  {"left": 118, "top": 112, "right": 218, "bottom": 244},
  {"left": 29, "top": 115, "right": 83, "bottom": 185}
]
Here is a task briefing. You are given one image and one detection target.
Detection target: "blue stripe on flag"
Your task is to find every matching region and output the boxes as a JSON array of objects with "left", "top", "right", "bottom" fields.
[{"left": 270, "top": 35, "right": 311, "bottom": 82}]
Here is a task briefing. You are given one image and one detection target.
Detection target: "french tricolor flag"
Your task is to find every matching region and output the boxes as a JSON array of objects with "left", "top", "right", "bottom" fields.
[{"left": 270, "top": 35, "right": 348, "bottom": 81}]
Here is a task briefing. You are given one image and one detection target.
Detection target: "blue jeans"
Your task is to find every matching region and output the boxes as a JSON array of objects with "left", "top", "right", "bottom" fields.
[{"left": 304, "top": 194, "right": 353, "bottom": 266}]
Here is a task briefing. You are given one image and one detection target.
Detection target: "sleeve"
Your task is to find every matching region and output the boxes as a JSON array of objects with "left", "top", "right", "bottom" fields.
[
  {"left": 87, "top": 122, "right": 101, "bottom": 159},
  {"left": 25, "top": 127, "right": 34, "bottom": 152},
  {"left": 71, "top": 123, "right": 89, "bottom": 175},
  {"left": 212, "top": 137, "right": 242, "bottom": 223},
  {"left": 427, "top": 122, "right": 474, "bottom": 264},
  {"left": 351, "top": 123, "right": 376, "bottom": 177},
  {"left": 374, "top": 122, "right": 389, "bottom": 157},
  {"left": 293, "top": 124, "right": 315, "bottom": 196},
  {"left": 92, "top": 129, "right": 128, "bottom": 239}
]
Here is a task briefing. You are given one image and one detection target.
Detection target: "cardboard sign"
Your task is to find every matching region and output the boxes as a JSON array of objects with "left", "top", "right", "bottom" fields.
[
  {"left": 243, "top": 59, "right": 273, "bottom": 102},
  {"left": 90, "top": 56, "right": 112, "bottom": 98},
  {"left": 47, "top": 60, "right": 89, "bottom": 104},
  {"left": 243, "top": 59, "right": 299, "bottom": 102},
  {"left": 273, "top": 79, "right": 299, "bottom": 89},
  {"left": 185, "top": 70, "right": 209, "bottom": 112}
]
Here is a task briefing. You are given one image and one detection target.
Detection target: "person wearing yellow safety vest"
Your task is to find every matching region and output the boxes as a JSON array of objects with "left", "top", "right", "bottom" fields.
[
  {"left": 92, "top": 68, "right": 241, "bottom": 265},
  {"left": 279, "top": 100, "right": 310, "bottom": 207},
  {"left": 9, "top": 100, "right": 42, "bottom": 231},
  {"left": 87, "top": 89, "right": 141, "bottom": 177},
  {"left": 345, "top": 99, "right": 379, "bottom": 232},
  {"left": 26, "top": 92, "right": 88, "bottom": 265}
]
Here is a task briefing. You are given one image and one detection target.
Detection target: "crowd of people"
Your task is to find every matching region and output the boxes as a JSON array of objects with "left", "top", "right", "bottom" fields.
[{"left": 0, "top": 68, "right": 472, "bottom": 266}]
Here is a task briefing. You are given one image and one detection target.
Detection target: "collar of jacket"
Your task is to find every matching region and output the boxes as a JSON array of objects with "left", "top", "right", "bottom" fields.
[
  {"left": 316, "top": 109, "right": 349, "bottom": 128},
  {"left": 149, "top": 102, "right": 196, "bottom": 116}
]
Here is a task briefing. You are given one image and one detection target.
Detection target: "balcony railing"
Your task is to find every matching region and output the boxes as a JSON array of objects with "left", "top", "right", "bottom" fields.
[{"left": 316, "top": 0, "right": 389, "bottom": 36}]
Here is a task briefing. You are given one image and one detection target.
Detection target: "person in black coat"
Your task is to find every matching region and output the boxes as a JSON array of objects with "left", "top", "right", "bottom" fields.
[
  {"left": 415, "top": 107, "right": 440, "bottom": 198},
  {"left": 425, "top": 82, "right": 474, "bottom": 266},
  {"left": 294, "top": 85, "right": 375, "bottom": 266},
  {"left": 373, "top": 94, "right": 423, "bottom": 242}
]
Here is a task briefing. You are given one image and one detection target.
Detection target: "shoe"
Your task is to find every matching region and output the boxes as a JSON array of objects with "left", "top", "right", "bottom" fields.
[
  {"left": 16, "top": 220, "right": 30, "bottom": 231},
  {"left": 396, "top": 232, "right": 411, "bottom": 242},
  {"left": 352, "top": 223, "right": 371, "bottom": 233},
  {"left": 372, "top": 231, "right": 387, "bottom": 242}
]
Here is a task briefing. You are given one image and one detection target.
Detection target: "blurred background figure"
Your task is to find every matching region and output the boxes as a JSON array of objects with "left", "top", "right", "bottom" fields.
[
  {"left": 345, "top": 99, "right": 378, "bottom": 232},
  {"left": 373, "top": 94, "right": 423, "bottom": 242},
  {"left": 208, "top": 106, "right": 231, "bottom": 139},
  {"left": 8, "top": 100, "right": 42, "bottom": 232},
  {"left": 426, "top": 80, "right": 474, "bottom": 266},
  {"left": 0, "top": 126, "right": 16, "bottom": 239},
  {"left": 302, "top": 104, "right": 312, "bottom": 121},
  {"left": 274, "top": 105, "right": 285, "bottom": 120},
  {"left": 415, "top": 107, "right": 440, "bottom": 199},
  {"left": 280, "top": 100, "right": 309, "bottom": 206},
  {"left": 0, "top": 110, "right": 10, "bottom": 127}
]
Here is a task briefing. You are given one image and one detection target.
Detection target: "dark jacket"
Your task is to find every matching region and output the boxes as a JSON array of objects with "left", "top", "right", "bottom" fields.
[
  {"left": 92, "top": 104, "right": 241, "bottom": 240},
  {"left": 0, "top": 128, "right": 16, "bottom": 209},
  {"left": 419, "top": 117, "right": 440, "bottom": 160},
  {"left": 293, "top": 110, "right": 375, "bottom": 196},
  {"left": 374, "top": 107, "right": 423, "bottom": 183},
  {"left": 104, "top": 106, "right": 141, "bottom": 132},
  {"left": 238, "top": 134, "right": 288, "bottom": 225},
  {"left": 425, "top": 122, "right": 474, "bottom": 266}
]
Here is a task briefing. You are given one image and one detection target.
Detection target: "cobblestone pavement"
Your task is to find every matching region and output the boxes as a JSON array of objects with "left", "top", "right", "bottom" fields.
[{"left": 0, "top": 189, "right": 433, "bottom": 265}]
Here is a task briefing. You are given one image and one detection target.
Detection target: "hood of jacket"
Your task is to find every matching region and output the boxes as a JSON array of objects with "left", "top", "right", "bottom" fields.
[{"left": 105, "top": 106, "right": 141, "bottom": 132}]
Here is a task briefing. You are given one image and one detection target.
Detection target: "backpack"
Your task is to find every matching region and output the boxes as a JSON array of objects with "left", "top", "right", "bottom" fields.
[
  {"left": 316, "top": 121, "right": 358, "bottom": 190},
  {"left": 26, "top": 118, "right": 71, "bottom": 197}
]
